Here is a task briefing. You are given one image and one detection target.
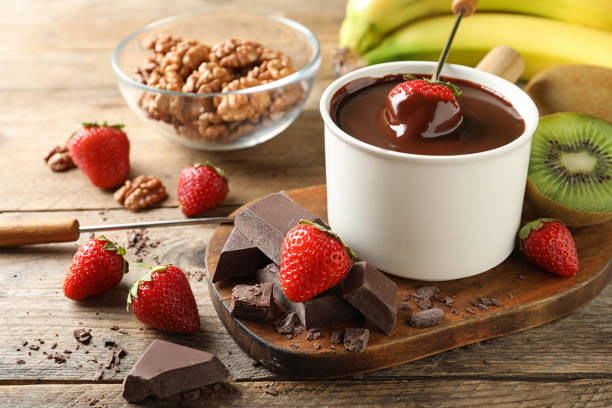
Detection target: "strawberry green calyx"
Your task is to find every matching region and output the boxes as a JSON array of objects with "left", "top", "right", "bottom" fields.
[
  {"left": 299, "top": 220, "right": 356, "bottom": 259},
  {"left": 126, "top": 265, "right": 168, "bottom": 311},
  {"left": 400, "top": 75, "right": 462, "bottom": 99},
  {"left": 82, "top": 121, "right": 125, "bottom": 131},
  {"left": 519, "top": 218, "right": 556, "bottom": 240},
  {"left": 193, "top": 161, "right": 228, "bottom": 181},
  {"left": 99, "top": 236, "right": 126, "bottom": 256}
]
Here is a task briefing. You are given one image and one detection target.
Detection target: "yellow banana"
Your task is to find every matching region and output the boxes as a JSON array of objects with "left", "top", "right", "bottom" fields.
[
  {"left": 340, "top": 0, "right": 612, "bottom": 54},
  {"left": 361, "top": 13, "right": 612, "bottom": 79}
]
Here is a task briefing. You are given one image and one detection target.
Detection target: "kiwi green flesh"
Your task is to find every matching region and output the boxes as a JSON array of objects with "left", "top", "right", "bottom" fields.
[{"left": 528, "top": 112, "right": 612, "bottom": 213}]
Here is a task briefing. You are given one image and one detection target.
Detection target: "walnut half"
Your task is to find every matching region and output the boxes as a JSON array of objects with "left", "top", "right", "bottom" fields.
[{"left": 114, "top": 176, "right": 167, "bottom": 211}]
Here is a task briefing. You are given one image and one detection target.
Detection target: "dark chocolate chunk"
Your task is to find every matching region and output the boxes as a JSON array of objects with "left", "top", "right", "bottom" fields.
[
  {"left": 122, "top": 340, "right": 229, "bottom": 403},
  {"left": 256, "top": 263, "right": 360, "bottom": 329},
  {"left": 344, "top": 328, "right": 369, "bottom": 352},
  {"left": 274, "top": 312, "right": 298, "bottom": 334},
  {"left": 342, "top": 261, "right": 397, "bottom": 335},
  {"left": 230, "top": 282, "right": 274, "bottom": 321},
  {"left": 234, "top": 192, "right": 327, "bottom": 264},
  {"left": 73, "top": 328, "right": 92, "bottom": 344},
  {"left": 409, "top": 308, "right": 444, "bottom": 328},
  {"left": 212, "top": 228, "right": 270, "bottom": 282}
]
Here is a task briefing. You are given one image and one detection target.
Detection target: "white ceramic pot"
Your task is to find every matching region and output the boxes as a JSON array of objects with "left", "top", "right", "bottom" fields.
[{"left": 320, "top": 62, "right": 539, "bottom": 281}]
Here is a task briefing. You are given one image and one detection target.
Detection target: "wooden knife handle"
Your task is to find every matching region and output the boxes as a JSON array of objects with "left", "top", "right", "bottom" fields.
[
  {"left": 475, "top": 45, "right": 525, "bottom": 83},
  {"left": 0, "top": 218, "right": 80, "bottom": 247}
]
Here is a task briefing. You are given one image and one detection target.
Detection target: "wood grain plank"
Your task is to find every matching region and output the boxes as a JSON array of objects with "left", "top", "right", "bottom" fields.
[
  {"left": 1, "top": 380, "right": 611, "bottom": 407},
  {"left": 1, "top": 209, "right": 610, "bottom": 383}
]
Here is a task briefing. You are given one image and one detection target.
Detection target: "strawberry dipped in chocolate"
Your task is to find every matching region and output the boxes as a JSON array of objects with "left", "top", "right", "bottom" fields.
[{"left": 384, "top": 78, "right": 463, "bottom": 144}]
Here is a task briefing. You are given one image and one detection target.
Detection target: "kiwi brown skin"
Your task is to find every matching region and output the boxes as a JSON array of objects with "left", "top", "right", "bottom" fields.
[
  {"left": 525, "top": 112, "right": 612, "bottom": 227},
  {"left": 526, "top": 64, "right": 612, "bottom": 123},
  {"left": 526, "top": 178, "right": 612, "bottom": 227}
]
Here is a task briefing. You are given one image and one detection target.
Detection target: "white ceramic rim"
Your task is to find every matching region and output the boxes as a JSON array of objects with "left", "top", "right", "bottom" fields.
[
  {"left": 112, "top": 12, "right": 322, "bottom": 97},
  {"left": 320, "top": 61, "right": 539, "bottom": 164}
]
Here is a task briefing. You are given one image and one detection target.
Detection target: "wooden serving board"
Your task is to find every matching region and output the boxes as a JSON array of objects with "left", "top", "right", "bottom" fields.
[{"left": 205, "top": 185, "right": 611, "bottom": 379}]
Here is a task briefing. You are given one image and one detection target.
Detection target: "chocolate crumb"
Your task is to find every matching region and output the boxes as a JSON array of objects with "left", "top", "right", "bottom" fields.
[
  {"left": 289, "top": 343, "right": 299, "bottom": 349},
  {"left": 274, "top": 312, "right": 298, "bottom": 335},
  {"left": 93, "top": 370, "right": 104, "bottom": 382},
  {"left": 285, "top": 333, "right": 293, "bottom": 340},
  {"left": 103, "top": 339, "right": 116, "bottom": 348},
  {"left": 314, "top": 343, "right": 321, "bottom": 350},
  {"left": 38, "top": 339, "right": 45, "bottom": 344},
  {"left": 477, "top": 303, "right": 489, "bottom": 312},
  {"left": 73, "top": 328, "right": 92, "bottom": 344},
  {"left": 84, "top": 350, "right": 89, "bottom": 354},
  {"left": 63, "top": 350, "right": 72, "bottom": 354},
  {"left": 117, "top": 348, "right": 127, "bottom": 359},
  {"left": 409, "top": 308, "right": 444, "bottom": 328},
  {"left": 491, "top": 298, "right": 501, "bottom": 306},
  {"left": 16, "top": 359, "right": 25, "bottom": 364},
  {"left": 415, "top": 286, "right": 440, "bottom": 300},
  {"left": 480, "top": 297, "right": 492, "bottom": 306},
  {"left": 265, "top": 385, "right": 278, "bottom": 396},
  {"left": 401, "top": 294, "right": 411, "bottom": 302},
  {"left": 28, "top": 344, "right": 39, "bottom": 351},
  {"left": 331, "top": 330, "right": 345, "bottom": 344},
  {"left": 28, "top": 352, "right": 31, "bottom": 356},
  {"left": 399, "top": 304, "right": 411, "bottom": 312},
  {"left": 306, "top": 332, "right": 314, "bottom": 341},
  {"left": 89, "top": 399, "right": 99, "bottom": 406},
  {"left": 415, "top": 298, "right": 432, "bottom": 310},
  {"left": 22, "top": 341, "right": 28, "bottom": 346},
  {"left": 109, "top": 325, "right": 119, "bottom": 331},
  {"left": 466, "top": 307, "right": 475, "bottom": 314},
  {"left": 119, "top": 330, "right": 128, "bottom": 335},
  {"left": 452, "top": 309, "right": 459, "bottom": 315},
  {"left": 330, "top": 345, "right": 337, "bottom": 350}
]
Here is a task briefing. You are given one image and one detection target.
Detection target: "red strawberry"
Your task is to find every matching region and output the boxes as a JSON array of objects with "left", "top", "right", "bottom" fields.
[
  {"left": 280, "top": 221, "right": 354, "bottom": 302},
  {"left": 68, "top": 122, "right": 130, "bottom": 189},
  {"left": 519, "top": 218, "right": 579, "bottom": 277},
  {"left": 177, "top": 162, "right": 229, "bottom": 216},
  {"left": 385, "top": 78, "right": 463, "bottom": 140},
  {"left": 63, "top": 236, "right": 128, "bottom": 300},
  {"left": 127, "top": 264, "right": 200, "bottom": 333}
]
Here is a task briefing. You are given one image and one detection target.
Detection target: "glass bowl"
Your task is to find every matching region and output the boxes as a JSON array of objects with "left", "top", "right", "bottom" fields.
[{"left": 112, "top": 12, "right": 321, "bottom": 150}]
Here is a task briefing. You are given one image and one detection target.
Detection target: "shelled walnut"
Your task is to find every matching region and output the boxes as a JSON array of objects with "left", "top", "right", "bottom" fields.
[
  {"left": 114, "top": 176, "right": 167, "bottom": 211},
  {"left": 132, "top": 34, "right": 304, "bottom": 145},
  {"left": 44, "top": 145, "right": 75, "bottom": 172}
]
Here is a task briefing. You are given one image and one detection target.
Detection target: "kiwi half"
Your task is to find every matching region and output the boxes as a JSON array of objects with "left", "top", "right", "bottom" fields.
[{"left": 526, "top": 112, "right": 612, "bottom": 227}]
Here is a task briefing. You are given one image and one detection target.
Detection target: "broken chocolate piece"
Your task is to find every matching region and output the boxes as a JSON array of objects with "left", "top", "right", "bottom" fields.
[
  {"left": 230, "top": 282, "right": 274, "bottom": 320},
  {"left": 274, "top": 312, "right": 298, "bottom": 335},
  {"left": 122, "top": 340, "right": 229, "bottom": 403},
  {"left": 73, "top": 329, "right": 92, "bottom": 344},
  {"left": 212, "top": 228, "right": 270, "bottom": 282},
  {"left": 344, "top": 328, "right": 369, "bottom": 352},
  {"left": 331, "top": 330, "right": 344, "bottom": 344},
  {"left": 409, "top": 308, "right": 444, "bottom": 328},
  {"left": 234, "top": 192, "right": 327, "bottom": 264},
  {"left": 256, "top": 263, "right": 360, "bottom": 329},
  {"left": 342, "top": 261, "right": 397, "bottom": 335}
]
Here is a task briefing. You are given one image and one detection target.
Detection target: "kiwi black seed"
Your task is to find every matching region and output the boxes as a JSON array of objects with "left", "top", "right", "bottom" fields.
[{"left": 527, "top": 112, "right": 612, "bottom": 224}]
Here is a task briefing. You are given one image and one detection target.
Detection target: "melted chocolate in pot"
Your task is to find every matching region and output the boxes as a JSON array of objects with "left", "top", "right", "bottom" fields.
[{"left": 331, "top": 74, "right": 525, "bottom": 156}]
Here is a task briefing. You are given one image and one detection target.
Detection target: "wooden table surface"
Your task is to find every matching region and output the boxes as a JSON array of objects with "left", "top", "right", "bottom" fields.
[{"left": 0, "top": 1, "right": 610, "bottom": 407}]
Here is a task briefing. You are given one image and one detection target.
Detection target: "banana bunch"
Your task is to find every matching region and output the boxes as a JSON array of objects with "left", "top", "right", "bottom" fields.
[{"left": 336, "top": 0, "right": 612, "bottom": 78}]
